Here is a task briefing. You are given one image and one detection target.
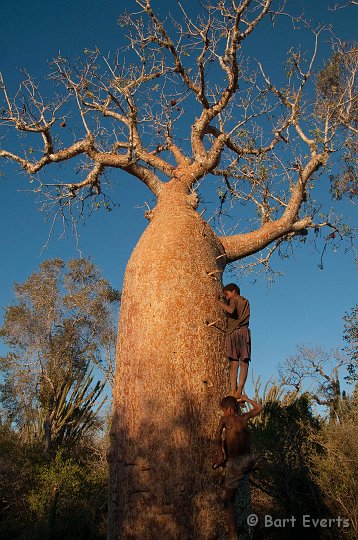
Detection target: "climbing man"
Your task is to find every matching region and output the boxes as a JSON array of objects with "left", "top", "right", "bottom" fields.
[
  {"left": 216, "top": 283, "right": 251, "bottom": 399},
  {"left": 213, "top": 394, "right": 263, "bottom": 540}
]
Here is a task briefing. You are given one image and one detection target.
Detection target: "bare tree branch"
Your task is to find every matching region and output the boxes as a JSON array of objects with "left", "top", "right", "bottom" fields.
[{"left": 0, "top": 1, "right": 355, "bottom": 257}]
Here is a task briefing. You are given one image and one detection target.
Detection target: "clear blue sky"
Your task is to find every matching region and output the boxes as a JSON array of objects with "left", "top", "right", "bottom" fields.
[{"left": 0, "top": 0, "right": 357, "bottom": 398}]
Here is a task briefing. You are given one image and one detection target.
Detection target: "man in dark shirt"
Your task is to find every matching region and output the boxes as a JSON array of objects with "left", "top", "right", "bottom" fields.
[{"left": 216, "top": 283, "right": 251, "bottom": 399}]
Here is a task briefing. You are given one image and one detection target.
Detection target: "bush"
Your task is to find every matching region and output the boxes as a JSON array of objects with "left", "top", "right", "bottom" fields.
[
  {"left": 310, "top": 393, "right": 358, "bottom": 539},
  {"left": 0, "top": 427, "right": 108, "bottom": 540}
]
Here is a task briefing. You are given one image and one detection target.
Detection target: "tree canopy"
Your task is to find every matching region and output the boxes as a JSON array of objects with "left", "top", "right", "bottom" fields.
[{"left": 0, "top": 1, "right": 356, "bottom": 271}]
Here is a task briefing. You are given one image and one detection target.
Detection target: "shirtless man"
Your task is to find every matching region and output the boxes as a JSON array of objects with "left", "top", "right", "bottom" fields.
[{"left": 213, "top": 395, "right": 263, "bottom": 540}]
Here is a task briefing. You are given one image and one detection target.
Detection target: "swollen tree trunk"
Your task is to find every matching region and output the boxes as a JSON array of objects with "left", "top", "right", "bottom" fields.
[{"left": 108, "top": 186, "right": 229, "bottom": 539}]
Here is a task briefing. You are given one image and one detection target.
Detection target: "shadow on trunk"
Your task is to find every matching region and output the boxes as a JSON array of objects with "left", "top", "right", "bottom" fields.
[{"left": 108, "top": 390, "right": 230, "bottom": 539}]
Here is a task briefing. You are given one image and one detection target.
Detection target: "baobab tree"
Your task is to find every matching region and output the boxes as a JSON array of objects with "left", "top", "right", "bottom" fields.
[{"left": 0, "top": 1, "right": 356, "bottom": 538}]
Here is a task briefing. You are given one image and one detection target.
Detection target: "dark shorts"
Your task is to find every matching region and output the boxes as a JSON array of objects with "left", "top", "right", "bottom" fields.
[
  {"left": 225, "top": 454, "right": 256, "bottom": 489},
  {"left": 226, "top": 326, "right": 251, "bottom": 362}
]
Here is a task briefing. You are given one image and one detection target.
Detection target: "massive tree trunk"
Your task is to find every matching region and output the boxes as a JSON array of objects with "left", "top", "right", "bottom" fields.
[{"left": 108, "top": 185, "right": 230, "bottom": 539}]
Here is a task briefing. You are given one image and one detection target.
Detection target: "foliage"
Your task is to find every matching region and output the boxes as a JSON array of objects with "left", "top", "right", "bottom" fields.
[
  {"left": 0, "top": 425, "right": 32, "bottom": 538},
  {"left": 0, "top": 258, "right": 119, "bottom": 449},
  {"left": 1, "top": 375, "right": 355, "bottom": 540},
  {"left": 41, "top": 361, "right": 107, "bottom": 449},
  {"left": 0, "top": 425, "right": 108, "bottom": 540},
  {"left": 343, "top": 305, "right": 358, "bottom": 382},
  {"left": 247, "top": 367, "right": 358, "bottom": 539},
  {"left": 27, "top": 448, "right": 107, "bottom": 540},
  {"left": 251, "top": 392, "right": 322, "bottom": 512},
  {"left": 310, "top": 390, "right": 358, "bottom": 538},
  {"left": 316, "top": 46, "right": 358, "bottom": 127},
  {"left": 315, "top": 45, "right": 358, "bottom": 202},
  {"left": 0, "top": 259, "right": 116, "bottom": 538}
]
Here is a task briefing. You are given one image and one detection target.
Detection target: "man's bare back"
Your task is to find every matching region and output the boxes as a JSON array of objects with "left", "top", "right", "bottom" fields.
[
  {"left": 213, "top": 395, "right": 263, "bottom": 540},
  {"left": 221, "top": 414, "right": 250, "bottom": 458},
  {"left": 215, "top": 395, "right": 262, "bottom": 463}
]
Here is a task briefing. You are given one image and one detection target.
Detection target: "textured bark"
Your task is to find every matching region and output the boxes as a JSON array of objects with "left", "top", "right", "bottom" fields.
[{"left": 108, "top": 187, "right": 230, "bottom": 539}]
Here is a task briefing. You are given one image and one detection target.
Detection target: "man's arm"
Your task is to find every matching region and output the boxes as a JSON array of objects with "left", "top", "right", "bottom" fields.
[
  {"left": 213, "top": 416, "right": 226, "bottom": 468},
  {"left": 215, "top": 293, "right": 236, "bottom": 315},
  {"left": 241, "top": 395, "right": 263, "bottom": 420}
]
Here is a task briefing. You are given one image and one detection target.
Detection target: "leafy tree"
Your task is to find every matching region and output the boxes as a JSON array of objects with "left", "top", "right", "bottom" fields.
[
  {"left": 0, "top": 425, "right": 108, "bottom": 540},
  {"left": 0, "top": 258, "right": 119, "bottom": 450},
  {"left": 27, "top": 448, "right": 108, "bottom": 540},
  {"left": 343, "top": 305, "right": 358, "bottom": 382},
  {"left": 315, "top": 46, "right": 358, "bottom": 200},
  {"left": 0, "top": 1, "right": 356, "bottom": 537}
]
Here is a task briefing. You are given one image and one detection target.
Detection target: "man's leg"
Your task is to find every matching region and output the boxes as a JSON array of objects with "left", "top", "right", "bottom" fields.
[
  {"left": 229, "top": 359, "right": 240, "bottom": 396},
  {"left": 235, "top": 359, "right": 249, "bottom": 399},
  {"left": 223, "top": 488, "right": 238, "bottom": 540}
]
